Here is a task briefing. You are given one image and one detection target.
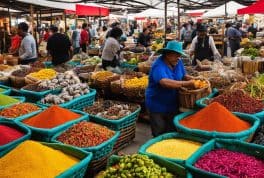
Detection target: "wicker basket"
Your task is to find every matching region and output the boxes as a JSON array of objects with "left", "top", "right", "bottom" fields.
[
  {"left": 242, "top": 60, "right": 259, "bottom": 74},
  {"left": 123, "top": 87, "right": 145, "bottom": 99},
  {"left": 110, "top": 80, "right": 123, "bottom": 95},
  {"left": 138, "top": 62, "right": 151, "bottom": 74},
  {"left": 9, "top": 75, "right": 26, "bottom": 88},
  {"left": 179, "top": 80, "right": 211, "bottom": 109},
  {"left": 25, "top": 76, "right": 39, "bottom": 85},
  {"left": 86, "top": 154, "right": 111, "bottom": 177},
  {"left": 95, "top": 75, "right": 120, "bottom": 90}
]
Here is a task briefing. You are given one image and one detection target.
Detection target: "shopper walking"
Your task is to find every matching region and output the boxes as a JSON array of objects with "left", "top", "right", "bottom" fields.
[
  {"left": 227, "top": 23, "right": 242, "bottom": 57},
  {"left": 17, "top": 22, "right": 37, "bottom": 64},
  {"left": 71, "top": 26, "right": 81, "bottom": 55},
  {"left": 146, "top": 41, "right": 194, "bottom": 137},
  {"left": 47, "top": 25, "right": 72, "bottom": 66},
  {"left": 80, "top": 23, "right": 89, "bottom": 53}
]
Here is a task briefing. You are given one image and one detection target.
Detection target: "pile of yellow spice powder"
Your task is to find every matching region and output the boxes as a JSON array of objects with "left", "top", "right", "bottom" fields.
[{"left": 0, "top": 140, "right": 79, "bottom": 178}]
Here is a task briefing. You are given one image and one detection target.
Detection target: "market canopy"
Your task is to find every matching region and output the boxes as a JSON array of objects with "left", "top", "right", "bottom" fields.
[
  {"left": 202, "top": 1, "right": 246, "bottom": 18},
  {"left": 133, "top": 8, "right": 178, "bottom": 19},
  {"left": 237, "top": 0, "right": 264, "bottom": 14}
]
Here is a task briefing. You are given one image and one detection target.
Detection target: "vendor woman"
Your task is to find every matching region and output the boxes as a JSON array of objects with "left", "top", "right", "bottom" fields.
[
  {"left": 146, "top": 41, "right": 194, "bottom": 137},
  {"left": 189, "top": 25, "right": 221, "bottom": 66}
]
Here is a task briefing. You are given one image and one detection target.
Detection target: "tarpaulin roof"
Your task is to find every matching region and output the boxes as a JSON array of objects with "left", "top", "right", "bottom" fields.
[
  {"left": 237, "top": 0, "right": 264, "bottom": 14},
  {"left": 202, "top": 1, "right": 245, "bottom": 18}
]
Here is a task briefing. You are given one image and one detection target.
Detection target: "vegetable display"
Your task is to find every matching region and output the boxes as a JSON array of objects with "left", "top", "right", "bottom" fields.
[
  {"left": 124, "top": 76, "right": 148, "bottom": 89},
  {"left": 146, "top": 139, "right": 202, "bottom": 160},
  {"left": 41, "top": 83, "right": 89, "bottom": 105},
  {"left": 241, "top": 47, "right": 259, "bottom": 59},
  {"left": 80, "top": 56, "right": 102, "bottom": 65},
  {"left": 0, "top": 103, "right": 40, "bottom": 118},
  {"left": 180, "top": 102, "right": 251, "bottom": 132},
  {"left": 84, "top": 100, "right": 139, "bottom": 120},
  {"left": 244, "top": 74, "right": 264, "bottom": 100},
  {"left": 27, "top": 69, "right": 56, "bottom": 80},
  {"left": 209, "top": 90, "right": 264, "bottom": 114},
  {"left": 0, "top": 125, "right": 24, "bottom": 145},
  {"left": 57, "top": 121, "right": 115, "bottom": 147},
  {"left": 0, "top": 141, "right": 79, "bottom": 178},
  {"left": 97, "top": 154, "right": 174, "bottom": 178},
  {"left": 194, "top": 148, "right": 264, "bottom": 177}
]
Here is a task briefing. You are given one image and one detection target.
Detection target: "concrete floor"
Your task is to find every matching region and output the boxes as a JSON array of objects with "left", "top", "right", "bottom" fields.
[{"left": 121, "top": 121, "right": 152, "bottom": 154}]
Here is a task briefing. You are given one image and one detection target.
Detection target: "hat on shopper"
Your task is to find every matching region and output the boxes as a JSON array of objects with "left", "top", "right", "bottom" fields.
[
  {"left": 158, "top": 40, "right": 186, "bottom": 56},
  {"left": 197, "top": 25, "right": 207, "bottom": 32}
]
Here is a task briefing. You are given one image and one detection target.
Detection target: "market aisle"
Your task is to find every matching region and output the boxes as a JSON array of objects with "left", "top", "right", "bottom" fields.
[{"left": 121, "top": 121, "right": 152, "bottom": 154}]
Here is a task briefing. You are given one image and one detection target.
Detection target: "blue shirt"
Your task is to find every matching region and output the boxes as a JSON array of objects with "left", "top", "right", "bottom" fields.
[
  {"left": 146, "top": 56, "right": 186, "bottom": 113},
  {"left": 227, "top": 27, "right": 242, "bottom": 39}
]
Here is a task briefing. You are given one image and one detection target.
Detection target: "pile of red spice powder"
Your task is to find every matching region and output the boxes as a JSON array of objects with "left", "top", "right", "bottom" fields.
[
  {"left": 0, "top": 125, "right": 25, "bottom": 145},
  {"left": 180, "top": 102, "right": 251, "bottom": 132}
]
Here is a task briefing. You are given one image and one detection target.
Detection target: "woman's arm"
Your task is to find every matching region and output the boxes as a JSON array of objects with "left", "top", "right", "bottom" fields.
[{"left": 159, "top": 78, "right": 194, "bottom": 89}]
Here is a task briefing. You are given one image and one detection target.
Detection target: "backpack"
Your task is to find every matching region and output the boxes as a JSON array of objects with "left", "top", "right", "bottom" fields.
[{"left": 184, "top": 29, "right": 193, "bottom": 42}]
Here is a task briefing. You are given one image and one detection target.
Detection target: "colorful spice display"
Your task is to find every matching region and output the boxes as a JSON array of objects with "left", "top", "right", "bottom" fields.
[
  {"left": 22, "top": 105, "right": 81, "bottom": 129},
  {"left": 0, "top": 125, "right": 25, "bottom": 145},
  {"left": 97, "top": 154, "right": 174, "bottom": 178},
  {"left": 180, "top": 102, "right": 251, "bottom": 132},
  {"left": 209, "top": 90, "right": 264, "bottom": 114},
  {"left": 91, "top": 71, "right": 114, "bottom": 80},
  {"left": 124, "top": 76, "right": 148, "bottom": 89},
  {"left": 146, "top": 139, "right": 202, "bottom": 160},
  {"left": 57, "top": 121, "right": 114, "bottom": 147},
  {"left": 0, "top": 94, "right": 19, "bottom": 107},
  {"left": 195, "top": 148, "right": 264, "bottom": 177},
  {"left": 0, "top": 103, "right": 40, "bottom": 118},
  {"left": 0, "top": 141, "right": 79, "bottom": 178},
  {"left": 253, "top": 124, "right": 264, "bottom": 145},
  {"left": 84, "top": 100, "right": 138, "bottom": 120},
  {"left": 28, "top": 68, "right": 56, "bottom": 80}
]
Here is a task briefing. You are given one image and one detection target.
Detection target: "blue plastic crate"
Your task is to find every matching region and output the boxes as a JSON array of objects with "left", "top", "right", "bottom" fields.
[
  {"left": 52, "top": 120, "right": 120, "bottom": 161},
  {"left": 44, "top": 61, "right": 82, "bottom": 68},
  {"left": 0, "top": 121, "right": 31, "bottom": 156},
  {"left": 89, "top": 106, "right": 141, "bottom": 131},
  {"left": 138, "top": 132, "right": 208, "bottom": 166},
  {"left": 0, "top": 84, "right": 11, "bottom": 95},
  {"left": 186, "top": 139, "right": 264, "bottom": 178},
  {"left": 38, "top": 89, "right": 96, "bottom": 111},
  {"left": 174, "top": 111, "right": 260, "bottom": 141},
  {"left": 0, "top": 96, "right": 25, "bottom": 109},
  {"left": 20, "top": 88, "right": 53, "bottom": 102},
  {"left": 17, "top": 109, "right": 88, "bottom": 142},
  {"left": 120, "top": 62, "right": 137, "bottom": 70}
]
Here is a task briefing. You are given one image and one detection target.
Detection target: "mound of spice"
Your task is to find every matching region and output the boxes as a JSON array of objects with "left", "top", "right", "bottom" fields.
[
  {"left": 0, "top": 141, "right": 79, "bottom": 178},
  {"left": 195, "top": 148, "right": 264, "bottom": 177},
  {"left": 0, "top": 125, "right": 25, "bottom": 145},
  {"left": 0, "top": 103, "right": 40, "bottom": 118},
  {"left": 209, "top": 90, "right": 264, "bottom": 114},
  {"left": 22, "top": 105, "right": 81, "bottom": 129},
  {"left": 22, "top": 83, "right": 49, "bottom": 92},
  {"left": 0, "top": 94, "right": 19, "bottom": 107},
  {"left": 180, "top": 102, "right": 251, "bottom": 132},
  {"left": 146, "top": 139, "right": 202, "bottom": 160},
  {"left": 57, "top": 121, "right": 115, "bottom": 147}
]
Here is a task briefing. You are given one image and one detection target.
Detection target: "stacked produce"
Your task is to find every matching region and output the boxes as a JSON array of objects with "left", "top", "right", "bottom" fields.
[
  {"left": 0, "top": 125, "right": 24, "bottom": 145},
  {"left": 91, "top": 71, "right": 114, "bottom": 81},
  {"left": 244, "top": 74, "right": 264, "bottom": 100},
  {"left": 194, "top": 148, "right": 264, "bottom": 177},
  {"left": 39, "top": 71, "right": 80, "bottom": 90},
  {"left": 97, "top": 154, "right": 174, "bottom": 178},
  {"left": 27, "top": 68, "right": 56, "bottom": 80},
  {"left": 22, "top": 105, "right": 81, "bottom": 129},
  {"left": 80, "top": 56, "right": 101, "bottom": 65},
  {"left": 41, "top": 83, "right": 89, "bottom": 105},
  {"left": 124, "top": 76, "right": 148, "bottom": 89},
  {"left": 22, "top": 83, "right": 50, "bottom": 92},
  {"left": 57, "top": 121, "right": 115, "bottom": 147},
  {"left": 0, "top": 94, "right": 20, "bottom": 107},
  {"left": 241, "top": 47, "right": 259, "bottom": 59},
  {"left": 151, "top": 38, "right": 164, "bottom": 52},
  {"left": 84, "top": 100, "right": 139, "bottom": 120},
  {"left": 0, "top": 103, "right": 40, "bottom": 118},
  {"left": 71, "top": 52, "right": 89, "bottom": 62},
  {"left": 253, "top": 124, "right": 264, "bottom": 145},
  {"left": 209, "top": 90, "right": 264, "bottom": 114},
  {"left": 193, "top": 80, "right": 208, "bottom": 89},
  {"left": 0, "top": 141, "right": 79, "bottom": 177},
  {"left": 180, "top": 102, "right": 251, "bottom": 132},
  {"left": 146, "top": 139, "right": 202, "bottom": 160}
]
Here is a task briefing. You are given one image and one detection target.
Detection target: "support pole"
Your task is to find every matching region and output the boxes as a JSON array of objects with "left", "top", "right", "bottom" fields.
[
  {"left": 164, "top": 0, "right": 168, "bottom": 45},
  {"left": 51, "top": 9, "right": 53, "bottom": 25},
  {"left": 177, "top": 0, "right": 181, "bottom": 40},
  {"left": 8, "top": 7, "right": 11, "bottom": 33},
  {"left": 63, "top": 11, "right": 67, "bottom": 31},
  {"left": 224, "top": 0, "right": 227, "bottom": 20},
  {"left": 40, "top": 10, "right": 42, "bottom": 28}
]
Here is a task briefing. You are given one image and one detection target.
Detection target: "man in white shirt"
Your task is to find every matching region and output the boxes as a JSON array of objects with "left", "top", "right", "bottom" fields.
[
  {"left": 189, "top": 25, "right": 221, "bottom": 66},
  {"left": 18, "top": 22, "right": 37, "bottom": 64}
]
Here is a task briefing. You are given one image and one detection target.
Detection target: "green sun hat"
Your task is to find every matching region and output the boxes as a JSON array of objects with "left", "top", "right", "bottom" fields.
[{"left": 157, "top": 40, "right": 186, "bottom": 56}]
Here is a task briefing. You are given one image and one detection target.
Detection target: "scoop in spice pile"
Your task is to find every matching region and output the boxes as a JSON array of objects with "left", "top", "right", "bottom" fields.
[
  {"left": 57, "top": 121, "right": 115, "bottom": 147},
  {"left": 209, "top": 90, "right": 264, "bottom": 114},
  {"left": 180, "top": 102, "right": 251, "bottom": 132},
  {"left": 96, "top": 154, "right": 174, "bottom": 178},
  {"left": 0, "top": 103, "right": 40, "bottom": 118}
]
